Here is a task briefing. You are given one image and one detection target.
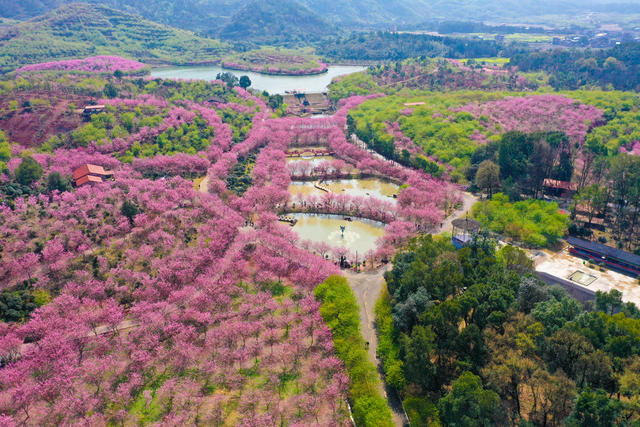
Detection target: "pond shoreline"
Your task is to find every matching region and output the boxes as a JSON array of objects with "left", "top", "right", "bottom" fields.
[
  {"left": 150, "top": 62, "right": 329, "bottom": 77},
  {"left": 282, "top": 209, "right": 392, "bottom": 225},
  {"left": 289, "top": 172, "right": 404, "bottom": 186}
]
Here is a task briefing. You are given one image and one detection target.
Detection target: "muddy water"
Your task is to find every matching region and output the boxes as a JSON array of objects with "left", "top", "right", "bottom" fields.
[{"left": 290, "top": 213, "right": 386, "bottom": 254}]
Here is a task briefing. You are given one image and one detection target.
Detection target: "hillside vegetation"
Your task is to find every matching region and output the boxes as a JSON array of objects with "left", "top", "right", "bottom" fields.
[
  {"left": 0, "top": 3, "right": 231, "bottom": 72},
  {"left": 219, "top": 0, "right": 335, "bottom": 43},
  {"left": 0, "top": 0, "right": 635, "bottom": 29},
  {"left": 511, "top": 43, "right": 640, "bottom": 91},
  {"left": 222, "top": 47, "right": 327, "bottom": 75},
  {"left": 318, "top": 31, "right": 513, "bottom": 61}
]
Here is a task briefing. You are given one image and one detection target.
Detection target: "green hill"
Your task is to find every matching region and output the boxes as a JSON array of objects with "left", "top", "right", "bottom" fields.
[
  {"left": 0, "top": 0, "right": 233, "bottom": 35},
  {"left": 218, "top": 0, "right": 335, "bottom": 42},
  {"left": 0, "top": 3, "right": 231, "bottom": 73},
  {"left": 1, "top": 0, "right": 638, "bottom": 31}
]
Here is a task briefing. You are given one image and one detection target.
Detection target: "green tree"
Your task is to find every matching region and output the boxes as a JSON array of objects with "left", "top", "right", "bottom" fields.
[
  {"left": 403, "top": 396, "right": 440, "bottom": 426},
  {"left": 239, "top": 75, "right": 251, "bottom": 89},
  {"left": 482, "top": 351, "right": 537, "bottom": 417},
  {"left": 572, "top": 184, "right": 608, "bottom": 226},
  {"left": 121, "top": 199, "right": 139, "bottom": 225},
  {"left": 315, "top": 276, "right": 394, "bottom": 427},
  {"left": 528, "top": 369, "right": 576, "bottom": 426},
  {"left": 403, "top": 325, "right": 437, "bottom": 392},
  {"left": 0, "top": 289, "right": 40, "bottom": 322},
  {"left": 517, "top": 277, "right": 549, "bottom": 314},
  {"left": 595, "top": 290, "right": 624, "bottom": 316},
  {"left": 608, "top": 154, "right": 640, "bottom": 242},
  {"left": 15, "top": 156, "right": 43, "bottom": 186},
  {"left": 438, "top": 371, "right": 502, "bottom": 426},
  {"left": 475, "top": 160, "right": 500, "bottom": 197},
  {"left": 103, "top": 83, "right": 118, "bottom": 98},
  {"left": 543, "top": 329, "right": 594, "bottom": 379},
  {"left": 46, "top": 172, "right": 71, "bottom": 193},
  {"left": 567, "top": 389, "right": 624, "bottom": 427},
  {"left": 216, "top": 72, "right": 239, "bottom": 88},
  {"left": 268, "top": 94, "right": 283, "bottom": 109},
  {"left": 0, "top": 130, "right": 10, "bottom": 162},
  {"left": 497, "top": 245, "right": 534, "bottom": 274},
  {"left": 498, "top": 131, "right": 532, "bottom": 189}
]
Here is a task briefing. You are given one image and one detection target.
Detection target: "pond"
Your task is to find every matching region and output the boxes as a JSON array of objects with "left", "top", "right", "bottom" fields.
[
  {"left": 287, "top": 146, "right": 336, "bottom": 166},
  {"left": 289, "top": 179, "right": 399, "bottom": 202},
  {"left": 287, "top": 156, "right": 336, "bottom": 166},
  {"left": 150, "top": 65, "right": 366, "bottom": 94},
  {"left": 290, "top": 213, "right": 386, "bottom": 254}
]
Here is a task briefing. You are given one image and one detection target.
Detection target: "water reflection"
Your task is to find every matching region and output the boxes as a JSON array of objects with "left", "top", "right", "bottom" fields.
[
  {"left": 291, "top": 213, "right": 386, "bottom": 254},
  {"left": 287, "top": 156, "right": 335, "bottom": 166},
  {"left": 289, "top": 179, "right": 399, "bottom": 201},
  {"left": 150, "top": 65, "right": 366, "bottom": 94}
]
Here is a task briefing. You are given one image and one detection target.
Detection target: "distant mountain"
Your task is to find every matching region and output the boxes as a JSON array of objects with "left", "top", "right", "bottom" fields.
[
  {"left": 219, "top": 0, "right": 335, "bottom": 42},
  {"left": 0, "top": 3, "right": 231, "bottom": 72},
  {"left": 1, "top": 0, "right": 640, "bottom": 33},
  {"left": 305, "top": 0, "right": 640, "bottom": 25}
]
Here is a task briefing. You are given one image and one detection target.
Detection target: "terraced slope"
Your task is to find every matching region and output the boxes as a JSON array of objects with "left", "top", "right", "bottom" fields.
[{"left": 0, "top": 3, "right": 231, "bottom": 72}]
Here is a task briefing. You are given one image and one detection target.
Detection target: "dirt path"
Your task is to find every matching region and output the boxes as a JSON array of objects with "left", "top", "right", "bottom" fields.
[
  {"left": 198, "top": 175, "right": 209, "bottom": 193},
  {"left": 343, "top": 267, "right": 409, "bottom": 427}
]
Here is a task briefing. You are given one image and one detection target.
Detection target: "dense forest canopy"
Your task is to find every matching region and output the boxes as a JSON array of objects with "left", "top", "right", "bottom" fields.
[
  {"left": 378, "top": 234, "right": 640, "bottom": 425},
  {"left": 317, "top": 31, "right": 517, "bottom": 61},
  {"left": 511, "top": 43, "right": 640, "bottom": 90}
]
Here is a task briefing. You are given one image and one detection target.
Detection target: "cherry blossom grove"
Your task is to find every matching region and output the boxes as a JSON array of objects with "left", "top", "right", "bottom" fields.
[
  {"left": 0, "top": 71, "right": 461, "bottom": 424},
  {"left": 457, "top": 94, "right": 604, "bottom": 145},
  {"left": 17, "top": 56, "right": 147, "bottom": 74}
]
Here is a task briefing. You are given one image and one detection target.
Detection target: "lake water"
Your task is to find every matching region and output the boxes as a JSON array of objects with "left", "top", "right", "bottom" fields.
[
  {"left": 290, "top": 213, "right": 386, "bottom": 254},
  {"left": 289, "top": 179, "right": 399, "bottom": 202},
  {"left": 150, "top": 65, "right": 366, "bottom": 94}
]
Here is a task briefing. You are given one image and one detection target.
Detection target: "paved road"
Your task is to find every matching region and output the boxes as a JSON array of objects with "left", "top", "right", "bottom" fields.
[
  {"left": 434, "top": 191, "right": 478, "bottom": 235},
  {"left": 339, "top": 192, "right": 477, "bottom": 426},
  {"left": 343, "top": 267, "right": 409, "bottom": 427}
]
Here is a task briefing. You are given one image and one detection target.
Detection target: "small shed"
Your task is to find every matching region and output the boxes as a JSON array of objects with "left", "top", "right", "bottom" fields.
[
  {"left": 543, "top": 179, "right": 578, "bottom": 198},
  {"left": 451, "top": 218, "right": 481, "bottom": 249}
]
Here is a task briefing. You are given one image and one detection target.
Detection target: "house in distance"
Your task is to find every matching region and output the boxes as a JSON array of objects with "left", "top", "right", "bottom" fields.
[{"left": 73, "top": 164, "right": 113, "bottom": 187}]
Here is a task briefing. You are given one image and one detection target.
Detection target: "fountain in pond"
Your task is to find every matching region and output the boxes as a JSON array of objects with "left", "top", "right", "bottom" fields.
[
  {"left": 290, "top": 213, "right": 386, "bottom": 254},
  {"left": 326, "top": 222, "right": 363, "bottom": 248}
]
